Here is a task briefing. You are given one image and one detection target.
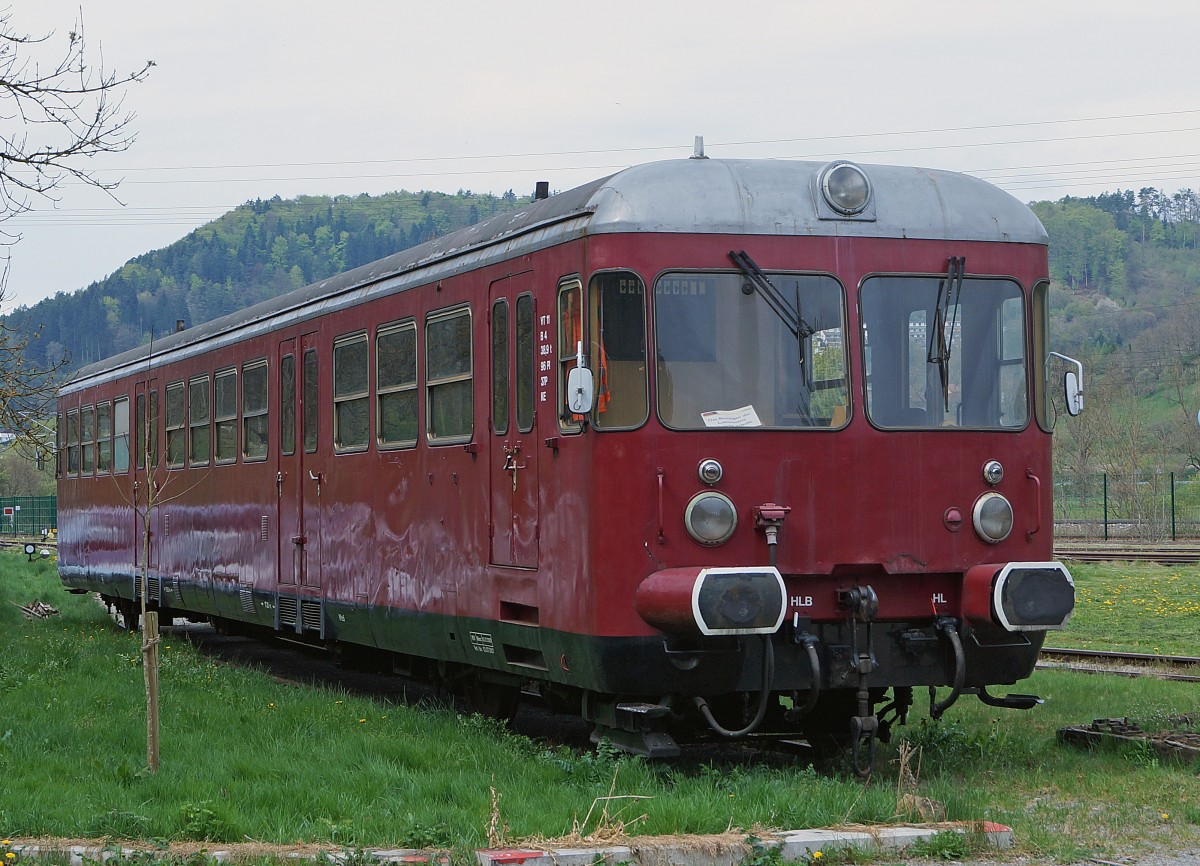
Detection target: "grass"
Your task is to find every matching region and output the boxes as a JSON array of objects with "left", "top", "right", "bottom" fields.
[
  {"left": 1052, "top": 560, "right": 1200, "bottom": 655},
  {"left": 0, "top": 552, "right": 1196, "bottom": 864}
]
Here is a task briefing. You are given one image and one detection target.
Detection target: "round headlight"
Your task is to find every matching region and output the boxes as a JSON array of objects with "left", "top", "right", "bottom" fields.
[
  {"left": 982, "top": 460, "right": 1005, "bottom": 486},
  {"left": 684, "top": 491, "right": 737, "bottom": 545},
  {"left": 697, "top": 458, "right": 723, "bottom": 486},
  {"left": 973, "top": 492, "right": 1013, "bottom": 544},
  {"left": 821, "top": 162, "right": 872, "bottom": 215}
]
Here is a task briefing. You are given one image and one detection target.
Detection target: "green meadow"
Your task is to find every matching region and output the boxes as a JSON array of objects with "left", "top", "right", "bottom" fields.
[{"left": 0, "top": 552, "right": 1195, "bottom": 864}]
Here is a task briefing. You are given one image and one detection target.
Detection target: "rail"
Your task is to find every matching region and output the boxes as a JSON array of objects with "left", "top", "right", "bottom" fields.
[
  {"left": 1039, "top": 647, "right": 1200, "bottom": 683},
  {"left": 1053, "top": 541, "right": 1200, "bottom": 564}
]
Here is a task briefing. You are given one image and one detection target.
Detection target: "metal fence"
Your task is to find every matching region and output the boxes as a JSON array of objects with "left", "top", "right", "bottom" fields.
[
  {"left": 0, "top": 496, "right": 57, "bottom": 537},
  {"left": 1054, "top": 470, "right": 1200, "bottom": 540}
]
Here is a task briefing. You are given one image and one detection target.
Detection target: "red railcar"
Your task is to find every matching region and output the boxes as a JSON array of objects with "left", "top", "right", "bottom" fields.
[{"left": 58, "top": 157, "right": 1077, "bottom": 772}]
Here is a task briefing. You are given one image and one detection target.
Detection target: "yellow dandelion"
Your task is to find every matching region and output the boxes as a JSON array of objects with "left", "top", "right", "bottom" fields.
[
  {"left": 5, "top": 852, "right": 14, "bottom": 860},
  {"left": 358, "top": 718, "right": 367, "bottom": 724},
  {"left": 812, "top": 852, "right": 823, "bottom": 861},
  {"left": 1162, "top": 813, "right": 1170, "bottom": 820}
]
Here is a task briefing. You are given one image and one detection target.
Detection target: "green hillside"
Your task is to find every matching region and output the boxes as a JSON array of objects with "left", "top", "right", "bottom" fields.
[{"left": 7, "top": 188, "right": 529, "bottom": 371}]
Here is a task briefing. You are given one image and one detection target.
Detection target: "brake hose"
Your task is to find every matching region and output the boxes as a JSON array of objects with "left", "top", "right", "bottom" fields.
[{"left": 693, "top": 636, "right": 775, "bottom": 737}]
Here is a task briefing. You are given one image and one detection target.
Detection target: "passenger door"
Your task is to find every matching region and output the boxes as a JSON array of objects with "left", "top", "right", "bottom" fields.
[
  {"left": 277, "top": 339, "right": 300, "bottom": 588},
  {"left": 488, "top": 275, "right": 539, "bottom": 568},
  {"left": 277, "top": 332, "right": 323, "bottom": 590}
]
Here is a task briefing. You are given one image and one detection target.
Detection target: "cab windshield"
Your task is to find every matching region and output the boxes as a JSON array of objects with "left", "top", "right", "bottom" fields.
[
  {"left": 860, "top": 275, "right": 1028, "bottom": 429},
  {"left": 654, "top": 272, "right": 848, "bottom": 429}
]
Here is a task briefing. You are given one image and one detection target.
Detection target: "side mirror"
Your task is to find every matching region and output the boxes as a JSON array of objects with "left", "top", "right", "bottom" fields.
[
  {"left": 1063, "top": 371, "right": 1083, "bottom": 416},
  {"left": 566, "top": 340, "right": 594, "bottom": 414},
  {"left": 1049, "top": 352, "right": 1084, "bottom": 417},
  {"left": 567, "top": 365, "right": 594, "bottom": 415}
]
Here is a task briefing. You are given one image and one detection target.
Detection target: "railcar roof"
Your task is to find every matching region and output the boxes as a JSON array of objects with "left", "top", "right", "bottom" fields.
[{"left": 64, "top": 158, "right": 1044, "bottom": 392}]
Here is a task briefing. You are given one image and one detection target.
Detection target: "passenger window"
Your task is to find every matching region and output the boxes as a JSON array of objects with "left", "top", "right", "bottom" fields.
[
  {"left": 426, "top": 308, "right": 473, "bottom": 442},
  {"left": 81, "top": 406, "right": 95, "bottom": 473},
  {"left": 113, "top": 397, "right": 130, "bottom": 473},
  {"left": 215, "top": 370, "right": 238, "bottom": 463},
  {"left": 303, "top": 350, "right": 318, "bottom": 454},
  {"left": 588, "top": 271, "right": 647, "bottom": 429},
  {"left": 492, "top": 299, "right": 509, "bottom": 435},
  {"left": 137, "top": 391, "right": 159, "bottom": 470},
  {"left": 516, "top": 294, "right": 535, "bottom": 433},
  {"left": 557, "top": 279, "right": 583, "bottom": 432},
  {"left": 281, "top": 355, "right": 296, "bottom": 455},
  {"left": 334, "top": 334, "right": 369, "bottom": 452},
  {"left": 66, "top": 410, "right": 80, "bottom": 475},
  {"left": 377, "top": 322, "right": 418, "bottom": 448},
  {"left": 166, "top": 383, "right": 185, "bottom": 467},
  {"left": 242, "top": 360, "right": 268, "bottom": 461},
  {"left": 189, "top": 376, "right": 211, "bottom": 466},
  {"left": 96, "top": 402, "right": 112, "bottom": 472}
]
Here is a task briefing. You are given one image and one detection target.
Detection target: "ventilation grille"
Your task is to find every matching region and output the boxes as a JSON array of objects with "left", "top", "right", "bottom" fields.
[
  {"left": 135, "top": 575, "right": 162, "bottom": 603},
  {"left": 277, "top": 596, "right": 323, "bottom": 635},
  {"left": 301, "top": 599, "right": 322, "bottom": 632},
  {"left": 261, "top": 516, "right": 269, "bottom": 541},
  {"left": 239, "top": 588, "right": 256, "bottom": 616}
]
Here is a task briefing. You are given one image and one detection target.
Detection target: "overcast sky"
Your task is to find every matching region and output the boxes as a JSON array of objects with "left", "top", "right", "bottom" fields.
[{"left": 4, "top": 1, "right": 1199, "bottom": 309}]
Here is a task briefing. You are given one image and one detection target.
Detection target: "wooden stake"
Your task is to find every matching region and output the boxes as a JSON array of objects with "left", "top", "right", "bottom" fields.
[{"left": 143, "top": 609, "right": 160, "bottom": 772}]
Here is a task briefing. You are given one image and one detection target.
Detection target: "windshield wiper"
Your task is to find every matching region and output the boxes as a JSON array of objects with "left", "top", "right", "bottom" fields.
[
  {"left": 729, "top": 250, "right": 816, "bottom": 344},
  {"left": 927, "top": 256, "right": 966, "bottom": 413}
]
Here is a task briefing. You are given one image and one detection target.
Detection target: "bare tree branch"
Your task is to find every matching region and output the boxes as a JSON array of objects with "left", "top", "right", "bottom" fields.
[{"left": 0, "top": 7, "right": 150, "bottom": 447}]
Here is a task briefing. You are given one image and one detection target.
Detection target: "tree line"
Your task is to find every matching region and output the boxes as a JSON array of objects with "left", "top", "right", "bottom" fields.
[{"left": 6, "top": 189, "right": 528, "bottom": 372}]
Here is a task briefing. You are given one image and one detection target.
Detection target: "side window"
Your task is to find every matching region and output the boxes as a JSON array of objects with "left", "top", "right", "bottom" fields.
[
  {"left": 166, "top": 382, "right": 186, "bottom": 468},
  {"left": 281, "top": 355, "right": 296, "bottom": 455},
  {"left": 113, "top": 397, "right": 130, "bottom": 473},
  {"left": 96, "top": 402, "right": 112, "bottom": 472},
  {"left": 999, "top": 295, "right": 1027, "bottom": 428},
  {"left": 516, "top": 294, "right": 535, "bottom": 433},
  {"left": 492, "top": 299, "right": 509, "bottom": 435},
  {"left": 588, "top": 271, "right": 648, "bottom": 429},
  {"left": 426, "top": 307, "right": 473, "bottom": 442},
  {"left": 214, "top": 369, "right": 238, "bottom": 464},
  {"left": 81, "top": 405, "right": 95, "bottom": 474},
  {"left": 557, "top": 280, "right": 584, "bottom": 432},
  {"left": 188, "top": 376, "right": 211, "bottom": 466},
  {"left": 303, "top": 349, "right": 318, "bottom": 454},
  {"left": 377, "top": 322, "right": 418, "bottom": 448},
  {"left": 1032, "top": 281, "right": 1051, "bottom": 432},
  {"left": 333, "top": 333, "right": 369, "bottom": 452},
  {"left": 66, "top": 409, "right": 80, "bottom": 475},
  {"left": 242, "top": 360, "right": 269, "bottom": 461}
]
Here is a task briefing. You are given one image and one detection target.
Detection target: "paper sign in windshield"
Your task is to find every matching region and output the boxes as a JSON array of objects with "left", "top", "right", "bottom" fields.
[{"left": 701, "top": 405, "right": 763, "bottom": 428}]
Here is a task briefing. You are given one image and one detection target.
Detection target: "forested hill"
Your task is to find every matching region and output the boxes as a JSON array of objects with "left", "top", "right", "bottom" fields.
[
  {"left": 10, "top": 183, "right": 1200, "bottom": 391},
  {"left": 8, "top": 188, "right": 530, "bottom": 372}
]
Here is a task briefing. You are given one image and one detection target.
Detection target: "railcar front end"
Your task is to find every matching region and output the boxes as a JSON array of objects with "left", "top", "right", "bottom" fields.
[{"left": 549, "top": 160, "right": 1080, "bottom": 772}]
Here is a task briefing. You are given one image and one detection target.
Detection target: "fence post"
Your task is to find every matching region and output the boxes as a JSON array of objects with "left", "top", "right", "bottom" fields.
[
  {"left": 1103, "top": 473, "right": 1109, "bottom": 541},
  {"left": 1171, "top": 471, "right": 1177, "bottom": 541}
]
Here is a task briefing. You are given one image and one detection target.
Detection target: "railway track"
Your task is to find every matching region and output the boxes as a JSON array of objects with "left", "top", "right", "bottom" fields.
[
  {"left": 1039, "top": 646, "right": 1200, "bottom": 683},
  {"left": 1054, "top": 541, "right": 1200, "bottom": 564}
]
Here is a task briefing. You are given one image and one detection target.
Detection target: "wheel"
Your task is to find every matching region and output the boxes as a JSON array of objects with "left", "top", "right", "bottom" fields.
[
  {"left": 116, "top": 598, "right": 140, "bottom": 632},
  {"left": 464, "top": 680, "right": 520, "bottom": 722}
]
